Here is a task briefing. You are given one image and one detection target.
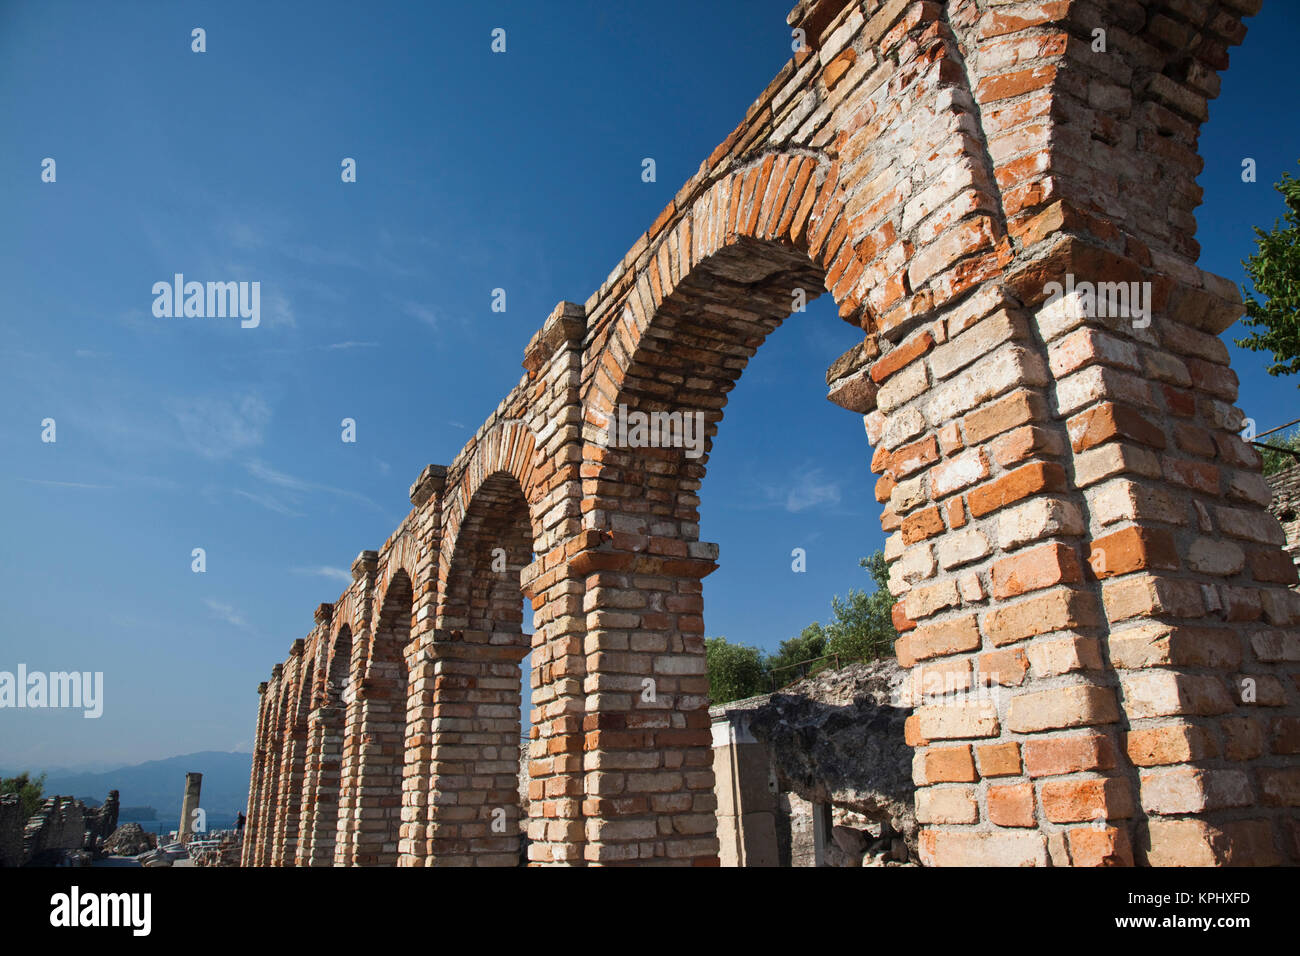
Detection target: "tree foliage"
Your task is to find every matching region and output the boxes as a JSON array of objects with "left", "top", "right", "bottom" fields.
[
  {"left": 1, "top": 772, "right": 46, "bottom": 819},
  {"left": 1259, "top": 425, "right": 1300, "bottom": 476},
  {"left": 1237, "top": 164, "right": 1300, "bottom": 381},
  {"left": 706, "top": 551, "right": 898, "bottom": 705},
  {"left": 705, "top": 636, "right": 768, "bottom": 705}
]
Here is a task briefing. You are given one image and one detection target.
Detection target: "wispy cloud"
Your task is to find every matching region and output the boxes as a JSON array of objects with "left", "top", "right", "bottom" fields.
[
  {"left": 743, "top": 466, "right": 844, "bottom": 514},
  {"left": 291, "top": 565, "right": 352, "bottom": 584},
  {"left": 393, "top": 298, "right": 439, "bottom": 329},
  {"left": 244, "top": 459, "right": 384, "bottom": 512},
  {"left": 170, "top": 392, "right": 271, "bottom": 460},
  {"left": 17, "top": 478, "right": 112, "bottom": 489},
  {"left": 204, "top": 598, "right": 249, "bottom": 629},
  {"left": 263, "top": 340, "right": 379, "bottom": 355},
  {"left": 233, "top": 488, "right": 304, "bottom": 517},
  {"left": 784, "top": 468, "right": 842, "bottom": 512}
]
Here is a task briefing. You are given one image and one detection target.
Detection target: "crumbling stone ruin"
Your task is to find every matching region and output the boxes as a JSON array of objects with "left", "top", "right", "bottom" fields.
[
  {"left": 0, "top": 790, "right": 120, "bottom": 866},
  {"left": 712, "top": 660, "right": 916, "bottom": 866},
  {"left": 85, "top": 790, "right": 119, "bottom": 848},
  {"left": 242, "top": 0, "right": 1299, "bottom": 867},
  {"left": 189, "top": 834, "right": 244, "bottom": 867},
  {"left": 102, "top": 822, "right": 158, "bottom": 857}
]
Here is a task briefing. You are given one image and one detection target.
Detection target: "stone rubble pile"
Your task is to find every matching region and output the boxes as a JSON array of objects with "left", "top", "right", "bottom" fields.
[{"left": 103, "top": 822, "right": 157, "bottom": 857}]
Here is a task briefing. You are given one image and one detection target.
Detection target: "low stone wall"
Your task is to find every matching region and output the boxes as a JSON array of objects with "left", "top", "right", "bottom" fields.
[
  {"left": 23, "top": 796, "right": 87, "bottom": 864},
  {"left": 0, "top": 791, "right": 120, "bottom": 867}
]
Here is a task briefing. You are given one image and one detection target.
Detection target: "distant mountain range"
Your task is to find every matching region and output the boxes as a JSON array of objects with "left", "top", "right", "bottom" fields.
[{"left": 2, "top": 751, "right": 253, "bottom": 824}]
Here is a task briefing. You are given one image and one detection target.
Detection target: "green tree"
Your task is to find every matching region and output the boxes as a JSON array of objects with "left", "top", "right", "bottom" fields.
[
  {"left": 704, "top": 636, "right": 768, "bottom": 705},
  {"left": 767, "top": 550, "right": 898, "bottom": 690},
  {"left": 1, "top": 772, "right": 46, "bottom": 819},
  {"left": 766, "top": 623, "right": 830, "bottom": 684},
  {"left": 1236, "top": 164, "right": 1300, "bottom": 381},
  {"left": 822, "top": 552, "right": 897, "bottom": 663},
  {"left": 704, "top": 550, "right": 900, "bottom": 699},
  {"left": 1259, "top": 425, "right": 1300, "bottom": 476}
]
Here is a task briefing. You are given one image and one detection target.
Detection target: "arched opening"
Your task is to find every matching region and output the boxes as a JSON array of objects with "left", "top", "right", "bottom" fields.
[
  {"left": 304, "top": 625, "right": 352, "bottom": 866},
  {"left": 688, "top": 250, "right": 892, "bottom": 867},
  {"left": 258, "top": 680, "right": 292, "bottom": 866},
  {"left": 275, "top": 664, "right": 313, "bottom": 865},
  {"left": 433, "top": 471, "right": 537, "bottom": 866},
  {"left": 585, "top": 229, "right": 873, "bottom": 864},
  {"left": 354, "top": 571, "right": 412, "bottom": 866}
]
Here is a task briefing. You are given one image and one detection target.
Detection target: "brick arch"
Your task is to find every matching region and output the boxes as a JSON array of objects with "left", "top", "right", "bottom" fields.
[
  {"left": 325, "top": 624, "right": 356, "bottom": 703},
  {"left": 316, "top": 592, "right": 358, "bottom": 699},
  {"left": 582, "top": 152, "right": 847, "bottom": 432},
  {"left": 271, "top": 654, "right": 313, "bottom": 865},
  {"left": 295, "top": 619, "right": 354, "bottom": 867},
  {"left": 246, "top": 673, "right": 280, "bottom": 865},
  {"left": 346, "top": 569, "right": 413, "bottom": 866},
  {"left": 574, "top": 155, "right": 877, "bottom": 865},
  {"left": 371, "top": 534, "right": 420, "bottom": 660},
  {"left": 256, "top": 669, "right": 290, "bottom": 866},
  {"left": 439, "top": 419, "right": 545, "bottom": 580},
  {"left": 438, "top": 472, "right": 537, "bottom": 637},
  {"left": 421, "top": 419, "right": 549, "bottom": 866}
]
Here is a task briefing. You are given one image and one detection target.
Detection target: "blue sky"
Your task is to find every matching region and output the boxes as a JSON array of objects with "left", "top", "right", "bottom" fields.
[{"left": 2, "top": 1, "right": 1297, "bottom": 770}]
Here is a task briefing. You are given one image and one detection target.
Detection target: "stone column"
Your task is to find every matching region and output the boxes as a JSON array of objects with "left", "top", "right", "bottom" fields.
[
  {"left": 178, "top": 772, "right": 202, "bottom": 844},
  {"left": 711, "top": 702, "right": 779, "bottom": 867},
  {"left": 516, "top": 305, "right": 590, "bottom": 866},
  {"left": 334, "top": 550, "right": 377, "bottom": 866},
  {"left": 400, "top": 465, "right": 448, "bottom": 868},
  {"left": 576, "top": 539, "right": 720, "bottom": 865},
  {"left": 424, "top": 640, "right": 531, "bottom": 865}
]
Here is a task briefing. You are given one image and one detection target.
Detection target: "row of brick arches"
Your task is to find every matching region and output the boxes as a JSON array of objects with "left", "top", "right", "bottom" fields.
[{"left": 242, "top": 0, "right": 1298, "bottom": 866}]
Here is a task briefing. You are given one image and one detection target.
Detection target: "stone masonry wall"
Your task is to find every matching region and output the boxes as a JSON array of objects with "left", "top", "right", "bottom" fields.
[{"left": 242, "top": 0, "right": 1298, "bottom": 867}]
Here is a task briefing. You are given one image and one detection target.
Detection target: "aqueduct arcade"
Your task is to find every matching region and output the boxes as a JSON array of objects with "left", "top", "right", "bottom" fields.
[{"left": 242, "top": 0, "right": 1299, "bottom": 867}]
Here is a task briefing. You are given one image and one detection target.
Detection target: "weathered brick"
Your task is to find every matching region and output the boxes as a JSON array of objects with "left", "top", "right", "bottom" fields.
[
  {"left": 981, "top": 587, "right": 1098, "bottom": 646},
  {"left": 923, "top": 745, "right": 978, "bottom": 783},
  {"left": 968, "top": 462, "right": 1067, "bottom": 518},
  {"left": 975, "top": 741, "right": 1022, "bottom": 777},
  {"left": 1024, "top": 733, "right": 1116, "bottom": 777},
  {"left": 988, "top": 782, "right": 1036, "bottom": 827},
  {"left": 991, "top": 542, "right": 1083, "bottom": 599},
  {"left": 1007, "top": 684, "right": 1119, "bottom": 733},
  {"left": 1039, "top": 776, "right": 1134, "bottom": 823}
]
